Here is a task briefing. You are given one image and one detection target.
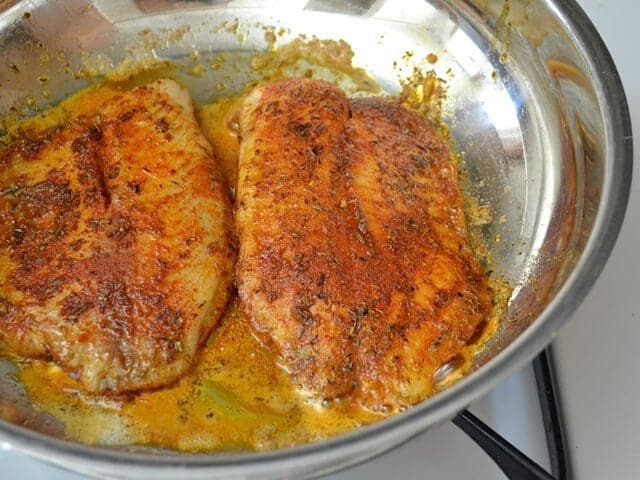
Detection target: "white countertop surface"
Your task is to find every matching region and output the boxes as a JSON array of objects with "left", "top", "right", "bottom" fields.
[{"left": 551, "top": 1, "right": 640, "bottom": 478}]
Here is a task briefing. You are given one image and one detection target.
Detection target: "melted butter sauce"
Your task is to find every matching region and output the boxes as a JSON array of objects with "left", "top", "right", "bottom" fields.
[
  {"left": 2, "top": 38, "right": 511, "bottom": 452},
  {"left": 197, "top": 94, "right": 244, "bottom": 196},
  {"left": 20, "top": 300, "right": 381, "bottom": 451}
]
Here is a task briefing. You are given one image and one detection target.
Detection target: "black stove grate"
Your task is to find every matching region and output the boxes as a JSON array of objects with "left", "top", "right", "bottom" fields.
[{"left": 452, "top": 348, "right": 571, "bottom": 480}]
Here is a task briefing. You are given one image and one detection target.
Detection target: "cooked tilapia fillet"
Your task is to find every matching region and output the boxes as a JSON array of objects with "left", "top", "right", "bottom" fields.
[
  {"left": 236, "top": 78, "right": 490, "bottom": 411},
  {"left": 0, "top": 79, "right": 234, "bottom": 393}
]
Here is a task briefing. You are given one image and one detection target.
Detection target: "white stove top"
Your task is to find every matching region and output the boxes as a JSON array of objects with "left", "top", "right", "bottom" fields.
[{"left": 2, "top": 0, "right": 639, "bottom": 478}]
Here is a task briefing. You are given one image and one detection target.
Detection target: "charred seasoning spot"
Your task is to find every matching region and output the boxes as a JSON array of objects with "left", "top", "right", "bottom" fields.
[
  {"left": 106, "top": 163, "right": 120, "bottom": 180},
  {"left": 71, "top": 138, "right": 89, "bottom": 155},
  {"left": 433, "top": 290, "right": 451, "bottom": 309},
  {"left": 96, "top": 280, "right": 130, "bottom": 314},
  {"left": 289, "top": 121, "right": 312, "bottom": 138},
  {"left": 0, "top": 297, "right": 13, "bottom": 317},
  {"left": 60, "top": 292, "right": 92, "bottom": 323},
  {"left": 107, "top": 215, "right": 135, "bottom": 245},
  {"left": 293, "top": 295, "right": 315, "bottom": 326},
  {"left": 2, "top": 128, "right": 59, "bottom": 164},
  {"left": 155, "top": 117, "right": 169, "bottom": 133},
  {"left": 31, "top": 276, "right": 65, "bottom": 301},
  {"left": 311, "top": 144, "right": 323, "bottom": 157},
  {"left": 127, "top": 182, "right": 142, "bottom": 194},
  {"left": 293, "top": 252, "right": 310, "bottom": 274},
  {"left": 5, "top": 180, "right": 79, "bottom": 270},
  {"left": 349, "top": 304, "right": 369, "bottom": 320},
  {"left": 118, "top": 108, "right": 140, "bottom": 123},
  {"left": 410, "top": 154, "right": 430, "bottom": 169},
  {"left": 154, "top": 307, "right": 184, "bottom": 344}
]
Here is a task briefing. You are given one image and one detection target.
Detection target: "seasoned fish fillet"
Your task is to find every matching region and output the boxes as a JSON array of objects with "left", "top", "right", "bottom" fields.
[
  {"left": 0, "top": 79, "right": 234, "bottom": 393},
  {"left": 236, "top": 78, "right": 490, "bottom": 411}
]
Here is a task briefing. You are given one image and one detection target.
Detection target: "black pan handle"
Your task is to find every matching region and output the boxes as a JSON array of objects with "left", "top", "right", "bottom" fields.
[
  {"left": 452, "top": 347, "right": 571, "bottom": 479},
  {"left": 532, "top": 347, "right": 571, "bottom": 480},
  {"left": 453, "top": 409, "right": 555, "bottom": 480}
]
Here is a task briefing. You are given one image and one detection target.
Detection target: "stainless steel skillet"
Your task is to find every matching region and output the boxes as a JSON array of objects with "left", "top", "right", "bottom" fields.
[{"left": 0, "top": 1, "right": 632, "bottom": 478}]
